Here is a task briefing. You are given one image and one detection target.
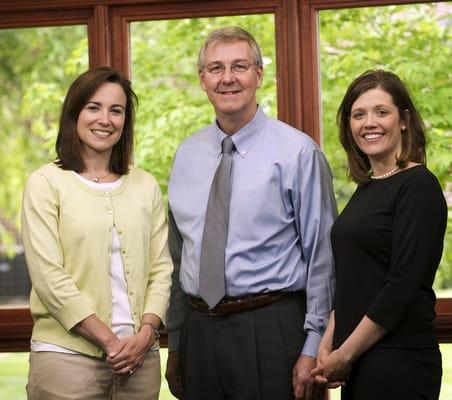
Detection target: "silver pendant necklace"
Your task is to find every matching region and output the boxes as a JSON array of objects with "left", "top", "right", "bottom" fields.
[{"left": 86, "top": 172, "right": 111, "bottom": 183}]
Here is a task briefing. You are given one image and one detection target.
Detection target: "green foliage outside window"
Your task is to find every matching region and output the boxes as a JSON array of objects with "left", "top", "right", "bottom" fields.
[{"left": 0, "top": 26, "right": 88, "bottom": 257}]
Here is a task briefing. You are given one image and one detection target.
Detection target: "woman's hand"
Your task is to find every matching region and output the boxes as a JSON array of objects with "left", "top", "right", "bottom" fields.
[
  {"left": 312, "top": 314, "right": 387, "bottom": 387},
  {"left": 106, "top": 327, "right": 156, "bottom": 376},
  {"left": 316, "top": 338, "right": 332, "bottom": 367},
  {"left": 310, "top": 311, "right": 347, "bottom": 388},
  {"left": 107, "top": 314, "right": 160, "bottom": 376},
  {"left": 311, "top": 348, "right": 351, "bottom": 386},
  {"left": 312, "top": 343, "right": 346, "bottom": 388}
]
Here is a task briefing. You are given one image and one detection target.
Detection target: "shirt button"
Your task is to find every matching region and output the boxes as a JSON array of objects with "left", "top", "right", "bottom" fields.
[
  {"left": 107, "top": 209, "right": 112, "bottom": 214},
  {"left": 122, "top": 249, "right": 126, "bottom": 255},
  {"left": 118, "top": 230, "right": 123, "bottom": 235},
  {"left": 104, "top": 191, "right": 110, "bottom": 195}
]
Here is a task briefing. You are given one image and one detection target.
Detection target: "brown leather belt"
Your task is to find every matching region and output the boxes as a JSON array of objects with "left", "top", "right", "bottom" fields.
[{"left": 189, "top": 291, "right": 296, "bottom": 316}]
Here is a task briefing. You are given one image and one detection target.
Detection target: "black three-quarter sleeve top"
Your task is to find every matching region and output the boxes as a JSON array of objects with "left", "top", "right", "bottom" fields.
[{"left": 331, "top": 165, "right": 447, "bottom": 349}]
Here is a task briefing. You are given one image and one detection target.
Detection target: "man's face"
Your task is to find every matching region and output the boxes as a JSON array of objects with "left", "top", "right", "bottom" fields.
[{"left": 199, "top": 40, "right": 263, "bottom": 126}]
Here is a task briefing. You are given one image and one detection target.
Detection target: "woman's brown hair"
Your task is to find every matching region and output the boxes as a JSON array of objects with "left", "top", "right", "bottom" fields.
[
  {"left": 337, "top": 69, "right": 426, "bottom": 184},
  {"left": 55, "top": 66, "right": 138, "bottom": 175}
]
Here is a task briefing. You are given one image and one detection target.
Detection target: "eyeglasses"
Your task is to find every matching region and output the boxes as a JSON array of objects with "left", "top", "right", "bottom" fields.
[{"left": 204, "top": 62, "right": 256, "bottom": 75}]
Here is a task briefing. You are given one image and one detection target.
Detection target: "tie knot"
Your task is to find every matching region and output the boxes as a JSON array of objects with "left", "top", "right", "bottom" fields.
[{"left": 221, "top": 136, "right": 235, "bottom": 154}]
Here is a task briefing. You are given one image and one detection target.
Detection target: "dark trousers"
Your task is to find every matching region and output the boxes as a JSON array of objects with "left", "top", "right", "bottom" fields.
[
  {"left": 180, "top": 293, "right": 306, "bottom": 400},
  {"left": 342, "top": 347, "right": 442, "bottom": 400}
]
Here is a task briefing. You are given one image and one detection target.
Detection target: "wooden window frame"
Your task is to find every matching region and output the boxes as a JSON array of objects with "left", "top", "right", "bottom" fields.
[{"left": 0, "top": 0, "right": 450, "bottom": 352}]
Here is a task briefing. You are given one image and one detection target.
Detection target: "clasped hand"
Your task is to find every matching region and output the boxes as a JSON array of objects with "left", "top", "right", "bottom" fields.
[
  {"left": 106, "top": 328, "right": 155, "bottom": 376},
  {"left": 310, "top": 349, "right": 351, "bottom": 388}
]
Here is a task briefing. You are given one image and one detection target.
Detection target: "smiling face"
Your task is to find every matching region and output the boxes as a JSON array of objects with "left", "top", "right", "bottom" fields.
[
  {"left": 76, "top": 82, "right": 126, "bottom": 159},
  {"left": 350, "top": 87, "right": 406, "bottom": 168},
  {"left": 199, "top": 40, "right": 263, "bottom": 132}
]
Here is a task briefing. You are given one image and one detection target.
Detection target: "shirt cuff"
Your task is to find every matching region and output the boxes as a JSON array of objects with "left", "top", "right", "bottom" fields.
[
  {"left": 301, "top": 331, "right": 322, "bottom": 358},
  {"left": 54, "top": 297, "right": 93, "bottom": 331}
]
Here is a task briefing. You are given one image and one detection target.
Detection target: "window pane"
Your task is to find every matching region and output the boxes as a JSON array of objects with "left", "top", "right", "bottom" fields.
[
  {"left": 130, "top": 15, "right": 276, "bottom": 197},
  {"left": 0, "top": 25, "right": 89, "bottom": 307},
  {"left": 319, "top": 3, "right": 451, "bottom": 295}
]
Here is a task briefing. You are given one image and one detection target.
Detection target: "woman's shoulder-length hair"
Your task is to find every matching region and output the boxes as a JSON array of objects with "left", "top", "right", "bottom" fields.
[
  {"left": 337, "top": 69, "right": 426, "bottom": 185},
  {"left": 55, "top": 66, "right": 138, "bottom": 175}
]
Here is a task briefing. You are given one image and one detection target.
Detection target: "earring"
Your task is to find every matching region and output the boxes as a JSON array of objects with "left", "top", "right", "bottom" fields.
[{"left": 401, "top": 126, "right": 407, "bottom": 132}]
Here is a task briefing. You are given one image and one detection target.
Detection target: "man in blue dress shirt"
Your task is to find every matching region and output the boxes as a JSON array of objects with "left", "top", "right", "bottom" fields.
[{"left": 165, "top": 26, "right": 337, "bottom": 400}]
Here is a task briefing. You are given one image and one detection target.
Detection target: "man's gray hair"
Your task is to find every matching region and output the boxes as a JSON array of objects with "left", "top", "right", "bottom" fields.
[{"left": 198, "top": 26, "right": 263, "bottom": 73}]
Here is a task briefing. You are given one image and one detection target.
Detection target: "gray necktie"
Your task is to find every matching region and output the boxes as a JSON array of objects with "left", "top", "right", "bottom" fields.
[{"left": 199, "top": 136, "right": 235, "bottom": 308}]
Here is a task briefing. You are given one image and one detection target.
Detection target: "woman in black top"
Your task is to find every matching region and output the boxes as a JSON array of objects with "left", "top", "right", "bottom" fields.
[{"left": 312, "top": 70, "right": 447, "bottom": 399}]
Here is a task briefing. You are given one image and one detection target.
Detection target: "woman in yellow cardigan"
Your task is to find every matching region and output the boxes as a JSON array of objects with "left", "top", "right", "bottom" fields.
[{"left": 22, "top": 67, "right": 173, "bottom": 400}]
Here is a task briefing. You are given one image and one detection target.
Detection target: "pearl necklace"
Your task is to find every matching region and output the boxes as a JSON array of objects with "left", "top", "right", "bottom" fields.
[
  {"left": 86, "top": 172, "right": 111, "bottom": 183},
  {"left": 370, "top": 167, "right": 399, "bottom": 180}
]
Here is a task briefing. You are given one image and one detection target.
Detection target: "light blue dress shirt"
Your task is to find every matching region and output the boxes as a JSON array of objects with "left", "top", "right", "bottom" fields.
[{"left": 168, "top": 107, "right": 337, "bottom": 357}]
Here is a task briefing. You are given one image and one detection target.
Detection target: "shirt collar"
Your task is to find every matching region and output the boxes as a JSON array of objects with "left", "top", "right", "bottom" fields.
[{"left": 214, "top": 106, "right": 266, "bottom": 158}]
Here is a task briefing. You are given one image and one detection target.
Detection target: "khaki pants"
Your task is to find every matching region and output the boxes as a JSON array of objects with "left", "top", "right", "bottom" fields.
[{"left": 26, "top": 350, "right": 161, "bottom": 400}]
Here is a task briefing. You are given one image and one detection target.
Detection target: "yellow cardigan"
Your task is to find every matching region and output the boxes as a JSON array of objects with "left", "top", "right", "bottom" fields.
[{"left": 21, "top": 163, "right": 173, "bottom": 357}]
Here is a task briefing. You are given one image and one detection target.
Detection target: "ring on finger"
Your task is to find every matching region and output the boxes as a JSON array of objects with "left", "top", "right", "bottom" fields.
[{"left": 126, "top": 366, "right": 134, "bottom": 375}]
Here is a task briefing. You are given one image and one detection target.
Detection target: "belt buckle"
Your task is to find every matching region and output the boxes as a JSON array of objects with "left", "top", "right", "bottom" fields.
[{"left": 208, "top": 307, "right": 218, "bottom": 316}]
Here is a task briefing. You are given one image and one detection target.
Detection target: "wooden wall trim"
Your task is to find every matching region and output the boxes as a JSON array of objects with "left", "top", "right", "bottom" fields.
[
  {"left": 0, "top": 307, "right": 170, "bottom": 352},
  {"left": 275, "top": 0, "right": 301, "bottom": 130},
  {"left": 0, "top": 8, "right": 92, "bottom": 28},
  {"left": 435, "top": 299, "right": 452, "bottom": 342},
  {"left": 110, "top": 9, "right": 129, "bottom": 75},
  {"left": 88, "top": 4, "right": 111, "bottom": 67},
  {"left": 307, "top": 0, "right": 441, "bottom": 9},
  {"left": 0, "top": 0, "right": 280, "bottom": 13},
  {"left": 0, "top": 309, "right": 32, "bottom": 352},
  {"left": 2, "top": 301, "right": 451, "bottom": 352},
  {"left": 299, "top": 1, "right": 321, "bottom": 142},
  {"left": 108, "top": 0, "right": 279, "bottom": 17}
]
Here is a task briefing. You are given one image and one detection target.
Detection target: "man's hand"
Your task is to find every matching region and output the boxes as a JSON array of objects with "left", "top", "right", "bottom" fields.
[
  {"left": 292, "top": 355, "right": 326, "bottom": 400},
  {"left": 165, "top": 351, "right": 183, "bottom": 399}
]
